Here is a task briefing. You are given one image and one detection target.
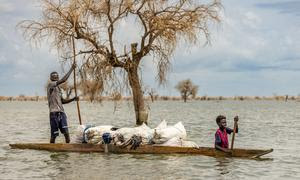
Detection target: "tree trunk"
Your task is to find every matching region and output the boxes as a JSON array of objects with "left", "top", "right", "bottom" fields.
[
  {"left": 128, "top": 67, "right": 148, "bottom": 125},
  {"left": 149, "top": 93, "right": 154, "bottom": 102},
  {"left": 183, "top": 92, "right": 187, "bottom": 103}
]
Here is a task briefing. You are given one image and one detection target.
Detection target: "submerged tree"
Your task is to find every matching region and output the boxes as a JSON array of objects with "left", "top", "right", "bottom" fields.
[
  {"left": 79, "top": 79, "right": 103, "bottom": 102},
  {"left": 148, "top": 88, "right": 157, "bottom": 103},
  {"left": 19, "top": 0, "right": 221, "bottom": 125},
  {"left": 175, "top": 79, "right": 198, "bottom": 102}
]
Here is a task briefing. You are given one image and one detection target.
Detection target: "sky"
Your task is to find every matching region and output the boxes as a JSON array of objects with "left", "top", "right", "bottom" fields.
[{"left": 0, "top": 0, "right": 300, "bottom": 97}]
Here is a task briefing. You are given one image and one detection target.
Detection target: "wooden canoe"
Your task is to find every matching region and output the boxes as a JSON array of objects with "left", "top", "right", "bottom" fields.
[{"left": 9, "top": 143, "right": 273, "bottom": 159}]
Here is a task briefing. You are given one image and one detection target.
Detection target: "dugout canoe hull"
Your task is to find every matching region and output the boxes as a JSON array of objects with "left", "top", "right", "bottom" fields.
[{"left": 9, "top": 143, "right": 273, "bottom": 158}]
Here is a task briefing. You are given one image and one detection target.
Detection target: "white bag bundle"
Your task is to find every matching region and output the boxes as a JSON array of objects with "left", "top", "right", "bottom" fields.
[
  {"left": 115, "top": 127, "right": 136, "bottom": 140},
  {"left": 158, "top": 137, "right": 199, "bottom": 148},
  {"left": 85, "top": 125, "right": 113, "bottom": 138},
  {"left": 115, "top": 123, "right": 153, "bottom": 144},
  {"left": 152, "top": 121, "right": 187, "bottom": 144},
  {"left": 155, "top": 119, "right": 167, "bottom": 130},
  {"left": 85, "top": 125, "right": 115, "bottom": 144},
  {"left": 158, "top": 137, "right": 182, "bottom": 146},
  {"left": 181, "top": 140, "right": 199, "bottom": 148},
  {"left": 134, "top": 123, "right": 154, "bottom": 144},
  {"left": 72, "top": 125, "right": 87, "bottom": 143},
  {"left": 88, "top": 136, "right": 102, "bottom": 144}
]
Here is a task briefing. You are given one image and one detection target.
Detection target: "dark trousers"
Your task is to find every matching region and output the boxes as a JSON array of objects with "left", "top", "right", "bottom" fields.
[{"left": 50, "top": 112, "right": 69, "bottom": 139}]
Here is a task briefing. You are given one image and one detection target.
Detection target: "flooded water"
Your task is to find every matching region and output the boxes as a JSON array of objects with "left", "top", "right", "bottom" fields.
[{"left": 1, "top": 100, "right": 300, "bottom": 179}]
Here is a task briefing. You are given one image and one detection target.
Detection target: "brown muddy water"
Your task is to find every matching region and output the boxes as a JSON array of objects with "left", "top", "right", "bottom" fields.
[{"left": 0, "top": 100, "right": 300, "bottom": 179}]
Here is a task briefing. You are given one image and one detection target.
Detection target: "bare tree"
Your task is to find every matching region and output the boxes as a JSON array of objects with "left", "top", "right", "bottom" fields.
[
  {"left": 60, "top": 82, "right": 74, "bottom": 99},
  {"left": 175, "top": 79, "right": 198, "bottom": 102},
  {"left": 148, "top": 88, "right": 157, "bottom": 103},
  {"left": 79, "top": 79, "right": 103, "bottom": 102},
  {"left": 144, "top": 86, "right": 157, "bottom": 102},
  {"left": 19, "top": 0, "right": 221, "bottom": 125}
]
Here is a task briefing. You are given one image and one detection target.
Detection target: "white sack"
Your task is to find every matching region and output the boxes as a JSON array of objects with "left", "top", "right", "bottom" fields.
[
  {"left": 158, "top": 137, "right": 199, "bottom": 148},
  {"left": 158, "top": 137, "right": 182, "bottom": 146},
  {"left": 181, "top": 140, "right": 199, "bottom": 148},
  {"left": 85, "top": 125, "right": 116, "bottom": 144},
  {"left": 152, "top": 121, "right": 187, "bottom": 144},
  {"left": 115, "top": 123, "right": 153, "bottom": 144},
  {"left": 72, "top": 125, "right": 87, "bottom": 143},
  {"left": 85, "top": 125, "right": 113, "bottom": 138},
  {"left": 154, "top": 119, "right": 167, "bottom": 130}
]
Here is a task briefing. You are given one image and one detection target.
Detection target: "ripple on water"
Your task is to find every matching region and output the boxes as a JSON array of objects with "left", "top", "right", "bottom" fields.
[{"left": 1, "top": 101, "right": 300, "bottom": 179}]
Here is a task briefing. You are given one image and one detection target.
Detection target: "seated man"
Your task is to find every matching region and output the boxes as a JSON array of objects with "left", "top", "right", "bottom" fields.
[{"left": 215, "top": 115, "right": 239, "bottom": 152}]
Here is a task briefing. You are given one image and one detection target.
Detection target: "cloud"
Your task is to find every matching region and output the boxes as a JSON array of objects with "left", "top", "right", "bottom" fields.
[
  {"left": 256, "top": 1, "right": 300, "bottom": 16},
  {"left": 242, "top": 11, "right": 262, "bottom": 29},
  {"left": 1, "top": 0, "right": 300, "bottom": 96},
  {"left": 0, "top": 0, "right": 61, "bottom": 96},
  {"left": 0, "top": 1, "right": 15, "bottom": 13},
  {"left": 156, "top": 0, "right": 300, "bottom": 96}
]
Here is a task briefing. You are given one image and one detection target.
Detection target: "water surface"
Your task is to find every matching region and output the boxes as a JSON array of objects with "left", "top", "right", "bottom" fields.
[{"left": 1, "top": 100, "right": 299, "bottom": 179}]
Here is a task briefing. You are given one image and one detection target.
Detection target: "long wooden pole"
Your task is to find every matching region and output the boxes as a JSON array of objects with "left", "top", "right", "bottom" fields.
[
  {"left": 231, "top": 120, "right": 238, "bottom": 150},
  {"left": 72, "top": 36, "right": 82, "bottom": 125}
]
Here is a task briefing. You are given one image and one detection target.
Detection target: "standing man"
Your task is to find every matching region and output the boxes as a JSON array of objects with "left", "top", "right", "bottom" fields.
[
  {"left": 215, "top": 115, "right": 239, "bottom": 152},
  {"left": 47, "top": 64, "right": 78, "bottom": 143}
]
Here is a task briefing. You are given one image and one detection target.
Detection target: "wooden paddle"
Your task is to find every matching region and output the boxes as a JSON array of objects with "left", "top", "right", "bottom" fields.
[
  {"left": 72, "top": 36, "right": 82, "bottom": 125},
  {"left": 230, "top": 116, "right": 238, "bottom": 150}
]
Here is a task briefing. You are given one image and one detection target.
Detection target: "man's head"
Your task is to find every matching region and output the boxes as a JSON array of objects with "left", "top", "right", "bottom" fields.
[
  {"left": 216, "top": 115, "right": 226, "bottom": 129},
  {"left": 50, "top": 72, "right": 59, "bottom": 81}
]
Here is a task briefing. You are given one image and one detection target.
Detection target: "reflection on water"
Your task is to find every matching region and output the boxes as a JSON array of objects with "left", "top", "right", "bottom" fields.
[
  {"left": 49, "top": 153, "right": 71, "bottom": 178},
  {"left": 1, "top": 101, "right": 300, "bottom": 179},
  {"left": 254, "top": 157, "right": 274, "bottom": 161},
  {"left": 215, "top": 157, "right": 233, "bottom": 175},
  {"left": 50, "top": 152, "right": 70, "bottom": 161}
]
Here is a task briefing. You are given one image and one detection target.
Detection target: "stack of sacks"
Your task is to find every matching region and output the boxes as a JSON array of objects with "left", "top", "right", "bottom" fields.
[
  {"left": 85, "top": 125, "right": 116, "bottom": 144},
  {"left": 114, "top": 123, "right": 153, "bottom": 144},
  {"left": 72, "top": 120, "right": 199, "bottom": 148}
]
